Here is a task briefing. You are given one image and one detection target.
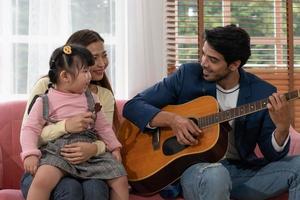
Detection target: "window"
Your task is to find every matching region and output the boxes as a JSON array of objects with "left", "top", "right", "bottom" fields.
[
  {"left": 165, "top": 0, "right": 300, "bottom": 129},
  {"left": 0, "top": 0, "right": 124, "bottom": 100}
]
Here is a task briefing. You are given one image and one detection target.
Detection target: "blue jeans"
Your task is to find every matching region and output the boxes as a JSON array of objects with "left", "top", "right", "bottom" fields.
[
  {"left": 180, "top": 156, "right": 300, "bottom": 200},
  {"left": 20, "top": 173, "right": 109, "bottom": 200}
]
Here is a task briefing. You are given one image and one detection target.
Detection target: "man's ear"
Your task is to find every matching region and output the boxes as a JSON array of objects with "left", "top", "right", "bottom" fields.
[{"left": 229, "top": 60, "right": 241, "bottom": 71}]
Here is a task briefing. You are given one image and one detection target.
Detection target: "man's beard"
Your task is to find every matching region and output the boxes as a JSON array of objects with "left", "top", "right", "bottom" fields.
[{"left": 202, "top": 67, "right": 232, "bottom": 83}]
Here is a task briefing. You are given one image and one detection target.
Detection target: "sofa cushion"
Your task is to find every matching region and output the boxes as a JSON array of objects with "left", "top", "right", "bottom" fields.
[
  {"left": 0, "top": 189, "right": 24, "bottom": 200},
  {"left": 116, "top": 99, "right": 127, "bottom": 122},
  {"left": 0, "top": 101, "right": 26, "bottom": 189}
]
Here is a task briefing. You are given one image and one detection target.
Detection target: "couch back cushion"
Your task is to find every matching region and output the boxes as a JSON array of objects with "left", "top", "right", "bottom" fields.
[
  {"left": 0, "top": 100, "right": 26, "bottom": 189},
  {"left": 116, "top": 99, "right": 127, "bottom": 122}
]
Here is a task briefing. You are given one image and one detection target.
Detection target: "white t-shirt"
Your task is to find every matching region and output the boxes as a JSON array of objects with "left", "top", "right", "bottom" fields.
[{"left": 217, "top": 84, "right": 240, "bottom": 159}]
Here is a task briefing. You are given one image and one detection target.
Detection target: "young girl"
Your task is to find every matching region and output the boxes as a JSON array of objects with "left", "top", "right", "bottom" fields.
[
  {"left": 21, "top": 29, "right": 118, "bottom": 200},
  {"left": 20, "top": 44, "right": 129, "bottom": 200}
]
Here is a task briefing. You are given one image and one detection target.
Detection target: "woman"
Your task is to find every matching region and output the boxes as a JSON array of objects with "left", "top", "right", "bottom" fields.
[{"left": 21, "top": 29, "right": 120, "bottom": 200}]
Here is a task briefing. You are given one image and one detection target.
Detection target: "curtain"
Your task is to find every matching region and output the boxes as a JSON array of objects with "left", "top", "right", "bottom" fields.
[
  {"left": 27, "top": 0, "right": 71, "bottom": 91},
  {"left": 123, "top": 0, "right": 166, "bottom": 99}
]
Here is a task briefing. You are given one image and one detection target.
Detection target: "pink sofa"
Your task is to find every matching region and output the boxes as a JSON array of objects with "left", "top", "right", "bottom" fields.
[{"left": 0, "top": 100, "right": 299, "bottom": 200}]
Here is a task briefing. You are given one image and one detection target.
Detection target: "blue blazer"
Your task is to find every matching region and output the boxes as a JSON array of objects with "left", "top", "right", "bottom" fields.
[{"left": 123, "top": 63, "right": 289, "bottom": 166}]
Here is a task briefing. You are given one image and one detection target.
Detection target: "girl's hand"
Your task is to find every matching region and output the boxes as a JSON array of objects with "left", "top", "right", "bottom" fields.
[
  {"left": 112, "top": 148, "right": 122, "bottom": 162},
  {"left": 23, "top": 155, "right": 39, "bottom": 175},
  {"left": 61, "top": 142, "right": 97, "bottom": 164},
  {"left": 65, "top": 112, "right": 95, "bottom": 133}
]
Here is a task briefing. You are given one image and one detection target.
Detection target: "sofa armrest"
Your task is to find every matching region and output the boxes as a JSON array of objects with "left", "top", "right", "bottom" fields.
[
  {"left": 288, "top": 126, "right": 300, "bottom": 155},
  {"left": 0, "top": 145, "right": 3, "bottom": 189}
]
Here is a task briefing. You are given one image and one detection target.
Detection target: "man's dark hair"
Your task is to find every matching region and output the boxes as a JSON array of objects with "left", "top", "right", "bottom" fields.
[{"left": 204, "top": 24, "right": 251, "bottom": 67}]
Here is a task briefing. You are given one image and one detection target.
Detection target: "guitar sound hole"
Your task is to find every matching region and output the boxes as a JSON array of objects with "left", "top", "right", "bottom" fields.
[{"left": 163, "top": 136, "right": 188, "bottom": 156}]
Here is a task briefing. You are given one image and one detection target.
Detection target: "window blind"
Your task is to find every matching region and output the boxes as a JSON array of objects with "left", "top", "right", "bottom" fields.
[
  {"left": 165, "top": 0, "right": 199, "bottom": 74},
  {"left": 165, "top": 0, "right": 300, "bottom": 130}
]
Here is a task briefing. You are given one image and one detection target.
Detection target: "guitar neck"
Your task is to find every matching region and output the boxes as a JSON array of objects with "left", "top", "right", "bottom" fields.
[{"left": 197, "top": 90, "right": 300, "bottom": 128}]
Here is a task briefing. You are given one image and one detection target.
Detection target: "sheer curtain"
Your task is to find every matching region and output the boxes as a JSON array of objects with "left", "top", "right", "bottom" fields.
[
  {"left": 27, "top": 0, "right": 72, "bottom": 92},
  {"left": 122, "top": 0, "right": 166, "bottom": 99}
]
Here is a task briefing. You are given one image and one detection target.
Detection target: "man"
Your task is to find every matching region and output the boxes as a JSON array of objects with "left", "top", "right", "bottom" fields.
[{"left": 123, "top": 24, "right": 300, "bottom": 200}]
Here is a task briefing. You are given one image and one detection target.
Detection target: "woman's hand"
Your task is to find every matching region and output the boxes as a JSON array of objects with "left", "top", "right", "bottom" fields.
[
  {"left": 65, "top": 112, "right": 95, "bottom": 133},
  {"left": 23, "top": 155, "right": 39, "bottom": 175},
  {"left": 112, "top": 148, "right": 122, "bottom": 162},
  {"left": 60, "top": 142, "right": 97, "bottom": 164}
]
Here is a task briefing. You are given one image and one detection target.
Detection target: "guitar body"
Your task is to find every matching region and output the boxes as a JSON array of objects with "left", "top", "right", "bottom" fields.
[{"left": 118, "top": 96, "right": 229, "bottom": 195}]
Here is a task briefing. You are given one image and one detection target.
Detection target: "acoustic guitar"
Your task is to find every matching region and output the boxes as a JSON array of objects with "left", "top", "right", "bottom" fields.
[{"left": 118, "top": 90, "right": 300, "bottom": 196}]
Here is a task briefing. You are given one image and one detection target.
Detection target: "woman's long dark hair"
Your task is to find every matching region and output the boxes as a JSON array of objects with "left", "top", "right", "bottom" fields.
[{"left": 66, "top": 29, "right": 120, "bottom": 131}]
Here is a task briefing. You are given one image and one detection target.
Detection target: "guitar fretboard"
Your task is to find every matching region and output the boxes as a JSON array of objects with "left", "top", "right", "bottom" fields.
[{"left": 197, "top": 90, "right": 300, "bottom": 128}]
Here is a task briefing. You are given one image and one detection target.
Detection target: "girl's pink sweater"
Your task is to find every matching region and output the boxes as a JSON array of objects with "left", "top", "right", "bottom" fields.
[{"left": 20, "top": 88, "right": 121, "bottom": 160}]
